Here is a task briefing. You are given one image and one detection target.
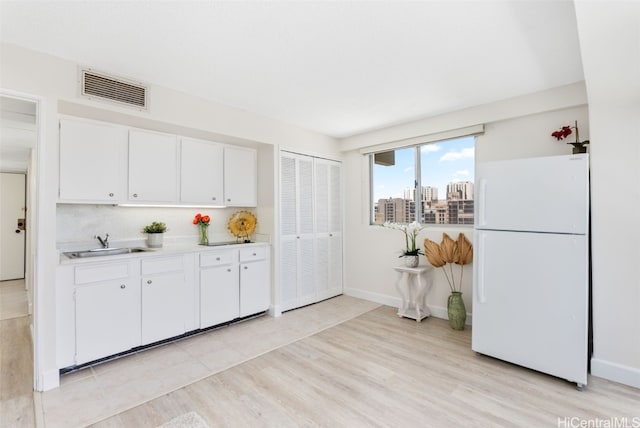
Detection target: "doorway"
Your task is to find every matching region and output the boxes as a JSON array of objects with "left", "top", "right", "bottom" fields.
[
  {"left": 0, "top": 92, "right": 38, "bottom": 410},
  {"left": 1, "top": 172, "right": 27, "bottom": 281}
]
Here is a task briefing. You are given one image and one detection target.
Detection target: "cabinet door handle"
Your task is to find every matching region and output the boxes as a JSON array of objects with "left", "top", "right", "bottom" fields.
[
  {"left": 120, "top": 284, "right": 126, "bottom": 289},
  {"left": 227, "top": 198, "right": 231, "bottom": 202},
  {"left": 243, "top": 266, "right": 248, "bottom": 270},
  {"left": 329, "top": 233, "right": 333, "bottom": 237},
  {"left": 212, "top": 196, "right": 217, "bottom": 201},
  {"left": 227, "top": 268, "right": 232, "bottom": 272},
  {"left": 147, "top": 280, "right": 152, "bottom": 284},
  {"left": 109, "top": 192, "right": 114, "bottom": 197},
  {"left": 252, "top": 252, "right": 257, "bottom": 256},
  {"left": 216, "top": 257, "right": 221, "bottom": 261},
  {"left": 133, "top": 193, "right": 138, "bottom": 198}
]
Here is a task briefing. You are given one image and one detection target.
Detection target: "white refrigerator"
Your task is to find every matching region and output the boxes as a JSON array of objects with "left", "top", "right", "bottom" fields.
[{"left": 472, "top": 154, "right": 589, "bottom": 389}]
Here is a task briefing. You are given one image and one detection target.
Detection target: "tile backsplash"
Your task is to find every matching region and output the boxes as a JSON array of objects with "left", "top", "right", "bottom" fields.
[{"left": 56, "top": 204, "right": 257, "bottom": 245}]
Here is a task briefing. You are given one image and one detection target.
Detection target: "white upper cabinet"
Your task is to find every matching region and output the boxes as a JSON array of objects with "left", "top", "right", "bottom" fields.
[
  {"left": 59, "top": 118, "right": 260, "bottom": 207},
  {"left": 59, "top": 119, "right": 128, "bottom": 203},
  {"left": 128, "top": 130, "right": 179, "bottom": 203},
  {"left": 224, "top": 146, "right": 257, "bottom": 207},
  {"left": 180, "top": 137, "right": 224, "bottom": 205}
]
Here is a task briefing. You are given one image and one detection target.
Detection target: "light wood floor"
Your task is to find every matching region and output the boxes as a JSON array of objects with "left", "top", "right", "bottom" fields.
[
  {"left": 0, "top": 279, "right": 29, "bottom": 321},
  {"left": 0, "top": 315, "right": 35, "bottom": 427},
  {"left": 0, "top": 279, "right": 34, "bottom": 427},
  {"left": 92, "top": 306, "right": 639, "bottom": 428}
]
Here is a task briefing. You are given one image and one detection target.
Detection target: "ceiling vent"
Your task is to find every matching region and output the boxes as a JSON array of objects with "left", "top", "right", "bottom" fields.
[{"left": 81, "top": 69, "right": 148, "bottom": 109}]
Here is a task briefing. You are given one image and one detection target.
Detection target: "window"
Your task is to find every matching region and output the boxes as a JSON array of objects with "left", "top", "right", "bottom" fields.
[{"left": 371, "top": 136, "right": 475, "bottom": 225}]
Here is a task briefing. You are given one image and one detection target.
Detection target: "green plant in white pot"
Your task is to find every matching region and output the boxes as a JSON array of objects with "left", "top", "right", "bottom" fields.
[{"left": 143, "top": 221, "right": 167, "bottom": 248}]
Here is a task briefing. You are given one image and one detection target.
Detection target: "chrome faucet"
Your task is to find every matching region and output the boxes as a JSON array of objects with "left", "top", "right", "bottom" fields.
[{"left": 96, "top": 233, "right": 109, "bottom": 248}]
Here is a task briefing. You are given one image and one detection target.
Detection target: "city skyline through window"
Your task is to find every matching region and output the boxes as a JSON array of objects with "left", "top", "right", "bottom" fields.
[{"left": 371, "top": 136, "right": 475, "bottom": 225}]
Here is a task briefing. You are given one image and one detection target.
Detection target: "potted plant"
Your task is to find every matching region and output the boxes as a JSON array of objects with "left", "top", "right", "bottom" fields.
[
  {"left": 551, "top": 120, "right": 590, "bottom": 154},
  {"left": 424, "top": 233, "right": 473, "bottom": 330},
  {"left": 383, "top": 221, "right": 425, "bottom": 268},
  {"left": 142, "top": 221, "right": 167, "bottom": 248}
]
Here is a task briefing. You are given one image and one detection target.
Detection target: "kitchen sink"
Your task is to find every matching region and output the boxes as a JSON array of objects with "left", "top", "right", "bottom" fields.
[{"left": 63, "top": 247, "right": 151, "bottom": 259}]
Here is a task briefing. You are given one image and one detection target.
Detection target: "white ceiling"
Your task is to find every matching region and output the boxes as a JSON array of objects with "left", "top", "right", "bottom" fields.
[{"left": 0, "top": 1, "right": 584, "bottom": 139}]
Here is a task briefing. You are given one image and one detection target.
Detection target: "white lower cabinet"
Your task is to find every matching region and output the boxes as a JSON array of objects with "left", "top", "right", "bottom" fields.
[
  {"left": 141, "top": 255, "right": 190, "bottom": 345},
  {"left": 72, "top": 260, "right": 141, "bottom": 365},
  {"left": 76, "top": 279, "right": 141, "bottom": 365},
  {"left": 57, "top": 244, "right": 269, "bottom": 369},
  {"left": 200, "top": 250, "right": 240, "bottom": 328},
  {"left": 239, "top": 247, "right": 270, "bottom": 317},
  {"left": 199, "top": 245, "right": 270, "bottom": 328}
]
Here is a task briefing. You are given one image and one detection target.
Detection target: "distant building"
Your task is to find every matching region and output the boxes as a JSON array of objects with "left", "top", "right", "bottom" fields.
[
  {"left": 447, "top": 199, "right": 475, "bottom": 224},
  {"left": 403, "top": 187, "right": 415, "bottom": 201},
  {"left": 404, "top": 186, "right": 438, "bottom": 202},
  {"left": 375, "top": 198, "right": 415, "bottom": 224},
  {"left": 422, "top": 201, "right": 449, "bottom": 224},
  {"left": 377, "top": 181, "right": 473, "bottom": 224},
  {"left": 423, "top": 186, "right": 438, "bottom": 202},
  {"left": 447, "top": 181, "right": 474, "bottom": 200}
]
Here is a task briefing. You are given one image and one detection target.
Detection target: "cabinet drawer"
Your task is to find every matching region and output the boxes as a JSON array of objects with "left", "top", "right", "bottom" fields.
[
  {"left": 240, "top": 246, "right": 266, "bottom": 262},
  {"left": 141, "top": 256, "right": 184, "bottom": 275},
  {"left": 75, "top": 262, "right": 130, "bottom": 285},
  {"left": 200, "top": 250, "right": 237, "bottom": 267}
]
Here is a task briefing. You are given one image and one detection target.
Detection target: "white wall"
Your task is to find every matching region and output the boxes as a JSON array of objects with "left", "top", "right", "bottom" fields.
[
  {"left": 575, "top": 1, "right": 640, "bottom": 389},
  {"left": 342, "top": 98, "right": 589, "bottom": 320},
  {"left": 0, "top": 43, "right": 340, "bottom": 391}
]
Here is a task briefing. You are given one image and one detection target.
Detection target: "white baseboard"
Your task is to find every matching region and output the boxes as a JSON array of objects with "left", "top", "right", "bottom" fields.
[
  {"left": 344, "top": 287, "right": 472, "bottom": 325},
  {"left": 344, "top": 287, "right": 401, "bottom": 308},
  {"left": 268, "top": 304, "right": 282, "bottom": 317},
  {"left": 37, "top": 369, "right": 60, "bottom": 392},
  {"left": 591, "top": 358, "right": 640, "bottom": 389}
]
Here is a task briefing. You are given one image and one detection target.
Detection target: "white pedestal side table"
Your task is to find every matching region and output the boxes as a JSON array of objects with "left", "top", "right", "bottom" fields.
[{"left": 393, "top": 266, "right": 432, "bottom": 322}]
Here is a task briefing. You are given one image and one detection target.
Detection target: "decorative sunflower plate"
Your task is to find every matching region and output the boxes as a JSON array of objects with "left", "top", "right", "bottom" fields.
[{"left": 227, "top": 210, "right": 257, "bottom": 241}]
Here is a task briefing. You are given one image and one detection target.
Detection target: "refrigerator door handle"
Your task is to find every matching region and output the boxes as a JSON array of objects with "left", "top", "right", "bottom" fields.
[{"left": 475, "top": 232, "right": 486, "bottom": 303}]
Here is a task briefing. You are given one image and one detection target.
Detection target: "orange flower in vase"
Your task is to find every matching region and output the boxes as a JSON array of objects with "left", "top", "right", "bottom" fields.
[{"left": 193, "top": 213, "right": 211, "bottom": 245}]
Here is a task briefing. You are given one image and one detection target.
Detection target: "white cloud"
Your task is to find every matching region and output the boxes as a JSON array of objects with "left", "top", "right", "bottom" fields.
[
  {"left": 421, "top": 144, "right": 441, "bottom": 154},
  {"left": 439, "top": 147, "right": 474, "bottom": 162},
  {"left": 455, "top": 169, "right": 470, "bottom": 176},
  {"left": 404, "top": 167, "right": 414, "bottom": 173}
]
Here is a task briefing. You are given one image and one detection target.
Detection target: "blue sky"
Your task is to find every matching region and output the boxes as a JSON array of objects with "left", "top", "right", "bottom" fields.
[{"left": 373, "top": 136, "right": 475, "bottom": 201}]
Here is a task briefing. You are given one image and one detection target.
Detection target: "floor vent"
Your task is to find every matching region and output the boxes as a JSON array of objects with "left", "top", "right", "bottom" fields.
[{"left": 81, "top": 69, "right": 148, "bottom": 109}]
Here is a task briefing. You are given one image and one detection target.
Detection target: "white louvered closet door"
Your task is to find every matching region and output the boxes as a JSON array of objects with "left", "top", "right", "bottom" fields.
[
  {"left": 314, "top": 161, "right": 330, "bottom": 299},
  {"left": 280, "top": 153, "right": 316, "bottom": 311},
  {"left": 315, "top": 159, "right": 343, "bottom": 300},
  {"left": 297, "top": 157, "right": 316, "bottom": 307},
  {"left": 327, "top": 161, "right": 343, "bottom": 297},
  {"left": 280, "top": 154, "right": 299, "bottom": 311},
  {"left": 280, "top": 152, "right": 342, "bottom": 312}
]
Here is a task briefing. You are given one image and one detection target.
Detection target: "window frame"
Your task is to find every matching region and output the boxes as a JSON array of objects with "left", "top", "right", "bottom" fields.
[{"left": 369, "top": 137, "right": 475, "bottom": 227}]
